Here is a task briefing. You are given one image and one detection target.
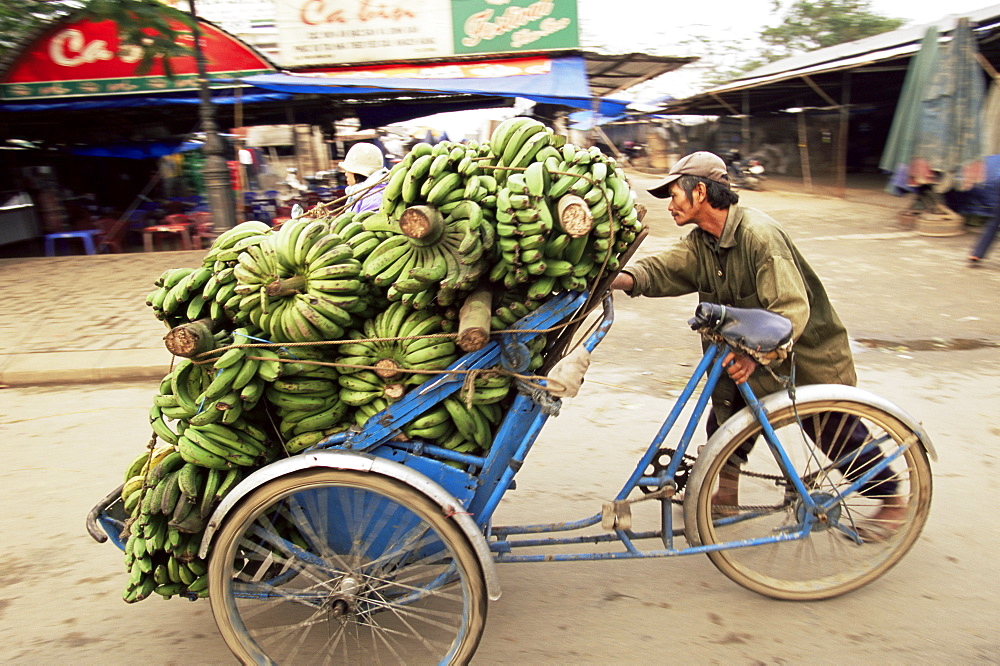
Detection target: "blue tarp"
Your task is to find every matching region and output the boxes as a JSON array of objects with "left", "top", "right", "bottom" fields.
[
  {"left": 568, "top": 108, "right": 628, "bottom": 130},
  {"left": 242, "top": 56, "right": 630, "bottom": 117}
]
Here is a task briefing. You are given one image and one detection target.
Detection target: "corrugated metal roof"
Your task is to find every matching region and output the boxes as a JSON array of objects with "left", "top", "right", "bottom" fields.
[{"left": 580, "top": 51, "right": 698, "bottom": 97}]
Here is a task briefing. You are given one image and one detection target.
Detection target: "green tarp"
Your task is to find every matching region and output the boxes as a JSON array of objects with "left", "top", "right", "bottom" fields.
[{"left": 880, "top": 19, "right": 988, "bottom": 193}]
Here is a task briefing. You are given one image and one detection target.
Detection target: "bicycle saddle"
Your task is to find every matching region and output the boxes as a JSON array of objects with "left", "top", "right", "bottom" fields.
[{"left": 688, "top": 303, "right": 793, "bottom": 361}]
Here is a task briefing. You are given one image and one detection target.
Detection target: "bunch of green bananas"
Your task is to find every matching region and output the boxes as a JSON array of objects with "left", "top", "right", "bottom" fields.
[
  {"left": 151, "top": 339, "right": 281, "bottom": 469},
  {"left": 146, "top": 265, "right": 216, "bottom": 328},
  {"left": 146, "top": 221, "right": 272, "bottom": 330},
  {"left": 230, "top": 217, "right": 367, "bottom": 343},
  {"left": 121, "top": 122, "right": 656, "bottom": 607},
  {"left": 263, "top": 349, "right": 348, "bottom": 454},
  {"left": 441, "top": 397, "right": 505, "bottom": 454},
  {"left": 337, "top": 302, "right": 459, "bottom": 389},
  {"left": 202, "top": 220, "right": 272, "bottom": 264},
  {"left": 177, "top": 419, "right": 273, "bottom": 470},
  {"left": 490, "top": 293, "right": 544, "bottom": 331},
  {"left": 394, "top": 371, "right": 510, "bottom": 456},
  {"left": 361, "top": 210, "right": 493, "bottom": 309},
  {"left": 329, "top": 209, "right": 395, "bottom": 263},
  {"left": 378, "top": 140, "right": 496, "bottom": 220},
  {"left": 120, "top": 447, "right": 243, "bottom": 602},
  {"left": 486, "top": 117, "right": 564, "bottom": 182}
]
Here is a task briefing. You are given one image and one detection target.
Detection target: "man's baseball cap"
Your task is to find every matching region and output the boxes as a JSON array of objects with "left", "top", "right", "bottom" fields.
[{"left": 647, "top": 151, "right": 729, "bottom": 198}]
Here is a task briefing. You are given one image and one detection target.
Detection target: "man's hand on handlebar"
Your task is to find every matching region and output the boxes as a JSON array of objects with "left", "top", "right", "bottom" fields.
[{"left": 723, "top": 351, "right": 757, "bottom": 384}]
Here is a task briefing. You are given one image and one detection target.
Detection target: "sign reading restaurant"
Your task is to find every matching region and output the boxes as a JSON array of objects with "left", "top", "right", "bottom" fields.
[{"left": 276, "top": 0, "right": 579, "bottom": 68}]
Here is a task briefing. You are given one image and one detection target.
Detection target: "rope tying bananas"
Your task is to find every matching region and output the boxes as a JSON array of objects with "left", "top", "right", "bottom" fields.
[{"left": 119, "top": 118, "right": 642, "bottom": 604}]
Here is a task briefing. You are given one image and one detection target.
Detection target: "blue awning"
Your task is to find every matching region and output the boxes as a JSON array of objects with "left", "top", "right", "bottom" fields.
[
  {"left": 568, "top": 108, "right": 628, "bottom": 130},
  {"left": 242, "top": 56, "right": 630, "bottom": 117},
  {"left": 0, "top": 91, "right": 292, "bottom": 112}
]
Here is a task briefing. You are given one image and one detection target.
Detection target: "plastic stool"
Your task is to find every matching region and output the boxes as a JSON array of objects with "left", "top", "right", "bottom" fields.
[
  {"left": 44, "top": 229, "right": 100, "bottom": 256},
  {"left": 143, "top": 215, "right": 192, "bottom": 252}
]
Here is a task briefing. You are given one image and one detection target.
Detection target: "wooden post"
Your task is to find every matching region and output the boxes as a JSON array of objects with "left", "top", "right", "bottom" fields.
[
  {"left": 741, "top": 90, "right": 751, "bottom": 157},
  {"left": 797, "top": 110, "right": 813, "bottom": 192},
  {"left": 164, "top": 318, "right": 216, "bottom": 358},
  {"left": 836, "top": 72, "right": 851, "bottom": 198},
  {"left": 457, "top": 288, "right": 492, "bottom": 352}
]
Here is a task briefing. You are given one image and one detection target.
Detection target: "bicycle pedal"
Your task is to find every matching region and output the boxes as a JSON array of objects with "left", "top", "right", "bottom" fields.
[{"left": 601, "top": 500, "right": 632, "bottom": 531}]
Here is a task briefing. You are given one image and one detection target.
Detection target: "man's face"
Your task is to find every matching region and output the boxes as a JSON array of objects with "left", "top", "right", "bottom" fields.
[{"left": 666, "top": 181, "right": 704, "bottom": 226}]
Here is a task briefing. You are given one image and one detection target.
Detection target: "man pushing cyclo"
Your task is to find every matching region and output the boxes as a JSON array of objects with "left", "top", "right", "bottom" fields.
[{"left": 610, "top": 151, "right": 906, "bottom": 540}]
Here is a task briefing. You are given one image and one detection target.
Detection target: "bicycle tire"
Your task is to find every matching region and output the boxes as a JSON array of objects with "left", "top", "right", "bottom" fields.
[
  {"left": 684, "top": 396, "right": 932, "bottom": 600},
  {"left": 208, "top": 468, "right": 488, "bottom": 664}
]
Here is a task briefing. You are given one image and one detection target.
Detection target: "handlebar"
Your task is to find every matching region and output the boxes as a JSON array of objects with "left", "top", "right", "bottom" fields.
[{"left": 582, "top": 293, "right": 615, "bottom": 353}]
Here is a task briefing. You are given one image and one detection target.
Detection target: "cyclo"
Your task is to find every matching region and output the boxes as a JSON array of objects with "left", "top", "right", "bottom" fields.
[{"left": 89, "top": 266, "right": 934, "bottom": 664}]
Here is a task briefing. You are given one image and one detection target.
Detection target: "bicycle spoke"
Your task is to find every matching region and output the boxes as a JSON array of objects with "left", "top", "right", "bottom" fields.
[
  {"left": 210, "top": 470, "right": 486, "bottom": 663},
  {"left": 691, "top": 397, "right": 931, "bottom": 599}
]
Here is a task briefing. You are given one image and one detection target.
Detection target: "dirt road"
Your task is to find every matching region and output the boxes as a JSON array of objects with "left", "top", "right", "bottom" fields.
[{"left": 1, "top": 181, "right": 998, "bottom": 662}]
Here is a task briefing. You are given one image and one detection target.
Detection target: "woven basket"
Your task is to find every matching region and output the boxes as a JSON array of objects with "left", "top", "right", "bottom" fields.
[{"left": 916, "top": 210, "right": 964, "bottom": 237}]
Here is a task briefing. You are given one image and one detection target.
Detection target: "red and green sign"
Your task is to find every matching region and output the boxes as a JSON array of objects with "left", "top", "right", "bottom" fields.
[{"left": 0, "top": 14, "right": 273, "bottom": 101}]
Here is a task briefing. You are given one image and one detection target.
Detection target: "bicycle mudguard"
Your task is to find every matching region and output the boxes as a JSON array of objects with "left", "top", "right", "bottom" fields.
[
  {"left": 198, "top": 450, "right": 502, "bottom": 601},
  {"left": 682, "top": 384, "right": 936, "bottom": 547}
]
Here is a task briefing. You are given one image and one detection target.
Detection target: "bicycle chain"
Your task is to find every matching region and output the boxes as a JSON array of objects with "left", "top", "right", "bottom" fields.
[{"left": 642, "top": 446, "right": 789, "bottom": 511}]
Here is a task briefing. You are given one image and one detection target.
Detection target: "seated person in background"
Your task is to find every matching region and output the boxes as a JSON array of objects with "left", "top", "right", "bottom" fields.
[{"left": 341, "top": 143, "right": 389, "bottom": 213}]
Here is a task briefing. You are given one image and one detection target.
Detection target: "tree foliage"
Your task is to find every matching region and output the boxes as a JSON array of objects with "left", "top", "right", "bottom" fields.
[
  {"left": 0, "top": 0, "right": 194, "bottom": 74},
  {"left": 0, "top": 1, "right": 81, "bottom": 53},
  {"left": 760, "top": 0, "right": 904, "bottom": 58},
  {"left": 673, "top": 0, "right": 905, "bottom": 91}
]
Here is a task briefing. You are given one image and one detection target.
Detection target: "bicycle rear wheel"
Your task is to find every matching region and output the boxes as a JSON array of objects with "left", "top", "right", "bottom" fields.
[
  {"left": 208, "top": 468, "right": 487, "bottom": 664},
  {"left": 685, "top": 397, "right": 932, "bottom": 600}
]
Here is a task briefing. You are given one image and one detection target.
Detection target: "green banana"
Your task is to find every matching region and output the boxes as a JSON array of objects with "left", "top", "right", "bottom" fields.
[{"left": 177, "top": 434, "right": 232, "bottom": 470}]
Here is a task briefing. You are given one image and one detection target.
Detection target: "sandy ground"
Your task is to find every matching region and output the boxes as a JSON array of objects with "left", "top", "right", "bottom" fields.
[{"left": 1, "top": 180, "right": 999, "bottom": 663}]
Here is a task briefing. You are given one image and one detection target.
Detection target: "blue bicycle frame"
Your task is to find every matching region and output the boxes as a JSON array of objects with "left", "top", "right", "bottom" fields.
[{"left": 471, "top": 295, "right": 907, "bottom": 561}]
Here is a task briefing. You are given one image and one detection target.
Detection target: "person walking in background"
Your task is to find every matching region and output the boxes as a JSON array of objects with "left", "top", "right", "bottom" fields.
[
  {"left": 969, "top": 179, "right": 1000, "bottom": 264},
  {"left": 341, "top": 142, "right": 389, "bottom": 214}
]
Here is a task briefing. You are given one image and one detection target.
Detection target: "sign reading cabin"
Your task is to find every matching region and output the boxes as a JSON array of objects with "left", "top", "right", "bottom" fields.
[
  {"left": 0, "top": 13, "right": 273, "bottom": 101},
  {"left": 276, "top": 0, "right": 579, "bottom": 68}
]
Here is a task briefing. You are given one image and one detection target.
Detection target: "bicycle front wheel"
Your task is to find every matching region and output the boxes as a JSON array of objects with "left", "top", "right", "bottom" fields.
[
  {"left": 685, "top": 397, "right": 932, "bottom": 600},
  {"left": 208, "top": 468, "right": 487, "bottom": 664}
]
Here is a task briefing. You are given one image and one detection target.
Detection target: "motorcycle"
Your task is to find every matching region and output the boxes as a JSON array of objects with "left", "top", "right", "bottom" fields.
[{"left": 726, "top": 152, "right": 766, "bottom": 191}]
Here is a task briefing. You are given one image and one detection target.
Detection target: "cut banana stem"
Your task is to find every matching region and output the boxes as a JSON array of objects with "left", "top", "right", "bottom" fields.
[
  {"left": 399, "top": 205, "right": 445, "bottom": 245},
  {"left": 163, "top": 319, "right": 217, "bottom": 358},
  {"left": 457, "top": 288, "right": 492, "bottom": 352},
  {"left": 373, "top": 358, "right": 402, "bottom": 379},
  {"left": 556, "top": 194, "right": 594, "bottom": 237},
  {"left": 265, "top": 275, "right": 307, "bottom": 297}
]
